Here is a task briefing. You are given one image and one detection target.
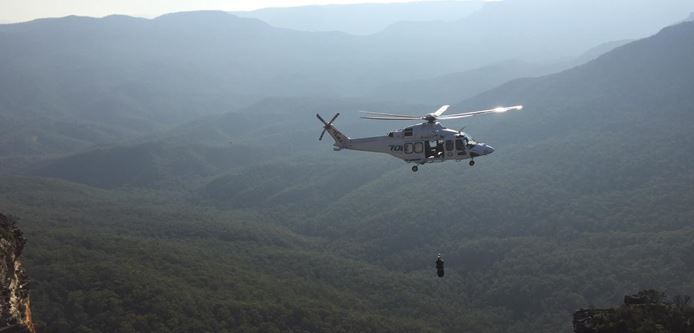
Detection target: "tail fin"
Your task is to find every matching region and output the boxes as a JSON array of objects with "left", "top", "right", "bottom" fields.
[{"left": 316, "top": 113, "right": 350, "bottom": 148}]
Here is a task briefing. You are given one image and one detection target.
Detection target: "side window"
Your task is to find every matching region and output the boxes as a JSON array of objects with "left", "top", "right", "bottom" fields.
[
  {"left": 404, "top": 143, "right": 414, "bottom": 154},
  {"left": 456, "top": 139, "right": 465, "bottom": 151},
  {"left": 404, "top": 128, "right": 413, "bottom": 137},
  {"left": 445, "top": 140, "right": 454, "bottom": 151},
  {"left": 414, "top": 142, "right": 424, "bottom": 153}
]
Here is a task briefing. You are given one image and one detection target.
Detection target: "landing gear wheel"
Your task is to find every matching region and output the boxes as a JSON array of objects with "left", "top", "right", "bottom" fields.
[
  {"left": 412, "top": 165, "right": 419, "bottom": 172},
  {"left": 469, "top": 160, "right": 475, "bottom": 166}
]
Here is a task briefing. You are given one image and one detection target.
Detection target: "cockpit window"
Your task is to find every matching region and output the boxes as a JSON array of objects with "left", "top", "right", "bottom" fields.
[
  {"left": 455, "top": 139, "right": 466, "bottom": 151},
  {"left": 404, "top": 128, "right": 413, "bottom": 137},
  {"left": 460, "top": 133, "right": 476, "bottom": 145}
]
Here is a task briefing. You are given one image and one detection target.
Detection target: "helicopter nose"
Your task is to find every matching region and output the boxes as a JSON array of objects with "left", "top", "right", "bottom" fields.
[{"left": 469, "top": 143, "right": 494, "bottom": 156}]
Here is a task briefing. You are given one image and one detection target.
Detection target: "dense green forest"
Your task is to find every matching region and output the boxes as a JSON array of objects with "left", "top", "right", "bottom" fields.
[{"left": 1, "top": 2, "right": 694, "bottom": 332}]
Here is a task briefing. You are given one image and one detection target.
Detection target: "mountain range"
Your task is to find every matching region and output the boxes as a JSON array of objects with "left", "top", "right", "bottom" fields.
[
  {"left": 368, "top": 39, "right": 633, "bottom": 104},
  {"left": 233, "top": 1, "right": 485, "bottom": 35},
  {"left": 2, "top": 4, "right": 694, "bottom": 332},
  {"left": 3, "top": 0, "right": 692, "bottom": 173}
]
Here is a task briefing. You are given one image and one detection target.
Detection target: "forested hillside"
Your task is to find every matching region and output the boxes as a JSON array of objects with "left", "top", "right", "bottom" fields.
[
  {"left": 2, "top": 3, "right": 694, "bottom": 333},
  {"left": 1, "top": 176, "right": 507, "bottom": 332}
]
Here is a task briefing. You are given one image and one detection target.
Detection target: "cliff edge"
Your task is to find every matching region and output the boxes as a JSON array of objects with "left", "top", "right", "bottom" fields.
[{"left": 0, "top": 213, "right": 35, "bottom": 333}]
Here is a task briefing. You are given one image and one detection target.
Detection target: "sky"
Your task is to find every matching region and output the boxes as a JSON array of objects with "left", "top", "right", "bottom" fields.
[{"left": 0, "top": 0, "right": 486, "bottom": 23}]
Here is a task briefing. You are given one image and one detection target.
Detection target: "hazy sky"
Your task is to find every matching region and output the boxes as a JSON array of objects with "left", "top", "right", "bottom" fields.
[{"left": 0, "top": 0, "right": 488, "bottom": 23}]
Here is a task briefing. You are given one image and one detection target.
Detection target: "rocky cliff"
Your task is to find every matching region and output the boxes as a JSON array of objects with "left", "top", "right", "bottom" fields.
[
  {"left": 574, "top": 290, "right": 694, "bottom": 333},
  {"left": 0, "top": 213, "right": 35, "bottom": 333}
]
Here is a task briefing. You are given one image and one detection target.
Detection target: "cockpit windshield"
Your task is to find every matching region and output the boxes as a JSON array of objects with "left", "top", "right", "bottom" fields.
[
  {"left": 458, "top": 132, "right": 475, "bottom": 144},
  {"left": 457, "top": 133, "right": 476, "bottom": 150}
]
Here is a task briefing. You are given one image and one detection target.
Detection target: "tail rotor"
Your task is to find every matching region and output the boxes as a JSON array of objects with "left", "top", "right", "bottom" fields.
[{"left": 317, "top": 113, "right": 340, "bottom": 141}]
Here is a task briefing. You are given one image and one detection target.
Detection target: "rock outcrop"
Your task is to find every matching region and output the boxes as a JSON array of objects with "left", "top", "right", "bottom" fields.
[
  {"left": 574, "top": 290, "right": 694, "bottom": 333},
  {"left": 0, "top": 213, "right": 35, "bottom": 333}
]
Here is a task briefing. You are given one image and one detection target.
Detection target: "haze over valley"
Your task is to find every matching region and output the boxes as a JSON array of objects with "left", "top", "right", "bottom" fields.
[{"left": 2, "top": 0, "right": 694, "bottom": 332}]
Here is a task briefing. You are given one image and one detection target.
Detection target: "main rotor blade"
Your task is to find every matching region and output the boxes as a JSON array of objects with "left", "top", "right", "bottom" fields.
[
  {"left": 436, "top": 114, "right": 474, "bottom": 120},
  {"left": 440, "top": 105, "right": 523, "bottom": 119},
  {"left": 432, "top": 105, "right": 450, "bottom": 116},
  {"left": 360, "top": 116, "right": 422, "bottom": 120},
  {"left": 359, "top": 111, "right": 420, "bottom": 118}
]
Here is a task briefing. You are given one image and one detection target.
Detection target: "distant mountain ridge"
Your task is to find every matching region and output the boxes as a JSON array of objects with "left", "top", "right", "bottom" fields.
[
  {"left": 368, "top": 39, "right": 632, "bottom": 104},
  {"left": 374, "top": 0, "right": 694, "bottom": 66},
  {"left": 232, "top": 1, "right": 485, "bottom": 35}
]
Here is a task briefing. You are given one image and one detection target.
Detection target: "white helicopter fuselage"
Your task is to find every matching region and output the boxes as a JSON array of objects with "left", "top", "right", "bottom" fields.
[
  {"left": 328, "top": 122, "right": 495, "bottom": 165},
  {"left": 317, "top": 104, "right": 520, "bottom": 171}
]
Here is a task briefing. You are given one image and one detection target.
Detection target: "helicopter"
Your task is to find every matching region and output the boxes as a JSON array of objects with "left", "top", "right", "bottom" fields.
[{"left": 316, "top": 104, "right": 522, "bottom": 172}]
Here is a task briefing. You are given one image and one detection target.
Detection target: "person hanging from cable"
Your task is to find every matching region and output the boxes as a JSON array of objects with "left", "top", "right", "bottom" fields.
[{"left": 436, "top": 254, "right": 444, "bottom": 278}]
